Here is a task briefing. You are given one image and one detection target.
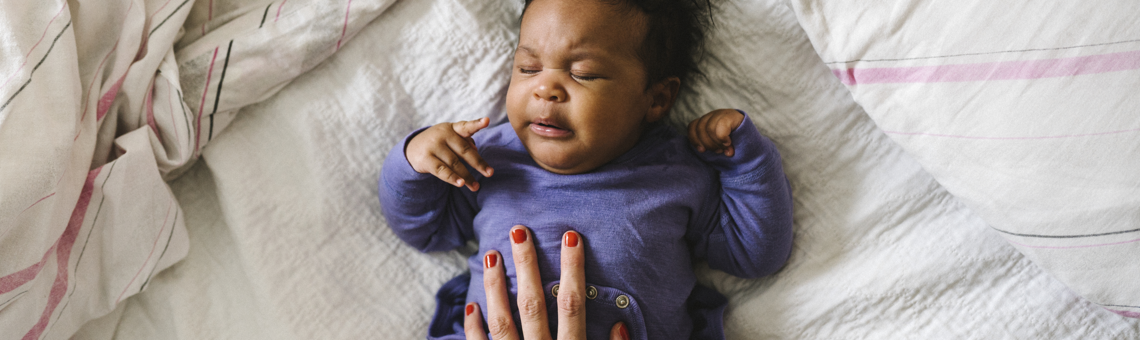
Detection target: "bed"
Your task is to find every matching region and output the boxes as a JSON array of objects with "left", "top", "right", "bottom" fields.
[{"left": 2, "top": 0, "right": 1138, "bottom": 339}]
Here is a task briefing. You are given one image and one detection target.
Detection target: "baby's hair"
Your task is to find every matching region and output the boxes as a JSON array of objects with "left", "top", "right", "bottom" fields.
[{"left": 521, "top": 0, "right": 714, "bottom": 91}]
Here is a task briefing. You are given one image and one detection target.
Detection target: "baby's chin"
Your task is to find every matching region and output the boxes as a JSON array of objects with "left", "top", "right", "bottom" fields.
[{"left": 526, "top": 146, "right": 605, "bottom": 175}]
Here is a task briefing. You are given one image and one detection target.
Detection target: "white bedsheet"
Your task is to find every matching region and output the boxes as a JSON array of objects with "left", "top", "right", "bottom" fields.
[{"left": 4, "top": 0, "right": 1137, "bottom": 339}]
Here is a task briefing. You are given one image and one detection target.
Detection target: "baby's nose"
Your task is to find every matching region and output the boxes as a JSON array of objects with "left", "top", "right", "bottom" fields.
[{"left": 534, "top": 82, "right": 567, "bottom": 102}]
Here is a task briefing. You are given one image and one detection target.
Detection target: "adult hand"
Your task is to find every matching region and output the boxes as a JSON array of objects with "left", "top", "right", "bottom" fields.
[{"left": 463, "top": 226, "right": 629, "bottom": 340}]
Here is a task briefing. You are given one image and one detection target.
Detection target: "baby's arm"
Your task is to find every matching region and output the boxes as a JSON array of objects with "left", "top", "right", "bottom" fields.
[
  {"left": 688, "top": 110, "right": 794, "bottom": 278},
  {"left": 378, "top": 119, "right": 491, "bottom": 252}
]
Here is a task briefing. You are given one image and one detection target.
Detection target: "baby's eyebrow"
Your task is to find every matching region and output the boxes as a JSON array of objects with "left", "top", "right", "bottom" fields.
[
  {"left": 515, "top": 46, "right": 537, "bottom": 57},
  {"left": 514, "top": 45, "right": 607, "bottom": 63}
]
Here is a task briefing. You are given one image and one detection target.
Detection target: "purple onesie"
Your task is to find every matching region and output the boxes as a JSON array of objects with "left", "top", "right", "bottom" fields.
[{"left": 379, "top": 113, "right": 793, "bottom": 340}]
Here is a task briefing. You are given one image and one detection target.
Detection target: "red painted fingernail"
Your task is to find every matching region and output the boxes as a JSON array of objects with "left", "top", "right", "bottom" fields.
[
  {"left": 511, "top": 228, "right": 528, "bottom": 244},
  {"left": 619, "top": 323, "right": 629, "bottom": 340},
  {"left": 466, "top": 304, "right": 475, "bottom": 316},
  {"left": 563, "top": 231, "right": 578, "bottom": 247},
  {"left": 484, "top": 253, "right": 497, "bottom": 268}
]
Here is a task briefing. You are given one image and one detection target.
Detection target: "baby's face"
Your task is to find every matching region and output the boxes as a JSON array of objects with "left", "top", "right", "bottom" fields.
[{"left": 506, "top": 0, "right": 660, "bottom": 174}]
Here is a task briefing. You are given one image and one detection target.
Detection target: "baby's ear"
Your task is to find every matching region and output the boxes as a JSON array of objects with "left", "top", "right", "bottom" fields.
[{"left": 645, "top": 77, "right": 680, "bottom": 123}]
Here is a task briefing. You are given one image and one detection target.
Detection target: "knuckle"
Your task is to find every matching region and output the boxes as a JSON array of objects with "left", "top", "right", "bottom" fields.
[
  {"left": 563, "top": 255, "right": 583, "bottom": 269},
  {"left": 513, "top": 250, "right": 534, "bottom": 267},
  {"left": 486, "top": 315, "right": 514, "bottom": 339},
  {"left": 456, "top": 141, "right": 475, "bottom": 156},
  {"left": 517, "top": 295, "right": 546, "bottom": 320},
  {"left": 557, "top": 290, "right": 585, "bottom": 318},
  {"left": 435, "top": 164, "right": 451, "bottom": 177},
  {"left": 483, "top": 271, "right": 504, "bottom": 288}
]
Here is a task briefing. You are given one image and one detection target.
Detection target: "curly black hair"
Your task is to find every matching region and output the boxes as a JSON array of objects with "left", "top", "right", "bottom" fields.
[{"left": 521, "top": 0, "right": 713, "bottom": 90}]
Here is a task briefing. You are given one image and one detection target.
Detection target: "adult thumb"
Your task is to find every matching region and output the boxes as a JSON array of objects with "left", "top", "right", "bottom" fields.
[{"left": 610, "top": 322, "right": 629, "bottom": 340}]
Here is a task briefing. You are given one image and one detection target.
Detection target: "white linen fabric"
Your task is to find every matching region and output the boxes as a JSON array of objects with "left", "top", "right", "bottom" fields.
[
  {"left": 1, "top": 0, "right": 392, "bottom": 339},
  {"left": 789, "top": 0, "right": 1140, "bottom": 319},
  {"left": 2, "top": 0, "right": 1137, "bottom": 339}
]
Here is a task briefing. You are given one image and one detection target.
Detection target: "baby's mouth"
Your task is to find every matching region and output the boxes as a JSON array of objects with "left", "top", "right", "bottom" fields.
[{"left": 529, "top": 118, "right": 571, "bottom": 138}]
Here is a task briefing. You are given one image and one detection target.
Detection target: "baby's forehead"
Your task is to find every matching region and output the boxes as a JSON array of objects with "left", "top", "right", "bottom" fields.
[{"left": 518, "top": 0, "right": 648, "bottom": 48}]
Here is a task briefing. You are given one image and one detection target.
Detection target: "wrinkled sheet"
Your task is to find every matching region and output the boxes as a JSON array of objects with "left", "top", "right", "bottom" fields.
[
  {"left": 1, "top": 0, "right": 392, "bottom": 339},
  {"left": 2, "top": 0, "right": 1137, "bottom": 339},
  {"left": 789, "top": 0, "right": 1140, "bottom": 318}
]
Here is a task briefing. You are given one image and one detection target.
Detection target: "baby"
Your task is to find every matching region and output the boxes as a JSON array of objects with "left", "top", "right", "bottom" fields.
[{"left": 379, "top": 0, "right": 793, "bottom": 339}]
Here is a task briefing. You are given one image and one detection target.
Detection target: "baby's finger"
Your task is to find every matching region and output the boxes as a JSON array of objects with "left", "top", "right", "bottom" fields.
[
  {"left": 687, "top": 119, "right": 704, "bottom": 152},
  {"left": 453, "top": 117, "right": 491, "bottom": 138},
  {"left": 712, "top": 117, "right": 736, "bottom": 157},
  {"left": 557, "top": 231, "right": 586, "bottom": 340},
  {"left": 713, "top": 116, "right": 735, "bottom": 146},
  {"left": 464, "top": 302, "right": 490, "bottom": 340},
  {"left": 694, "top": 116, "right": 722, "bottom": 153},
  {"left": 610, "top": 322, "right": 630, "bottom": 340},
  {"left": 509, "top": 226, "right": 551, "bottom": 340},
  {"left": 446, "top": 133, "right": 494, "bottom": 178},
  {"left": 430, "top": 151, "right": 479, "bottom": 191},
  {"left": 483, "top": 250, "right": 519, "bottom": 340}
]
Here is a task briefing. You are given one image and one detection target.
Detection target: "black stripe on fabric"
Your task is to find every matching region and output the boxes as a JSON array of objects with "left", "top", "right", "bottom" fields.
[
  {"left": 71, "top": 161, "right": 119, "bottom": 278},
  {"left": 1104, "top": 304, "right": 1140, "bottom": 308},
  {"left": 992, "top": 226, "right": 1140, "bottom": 239},
  {"left": 1, "top": 21, "right": 71, "bottom": 112},
  {"left": 176, "top": 88, "right": 193, "bottom": 148},
  {"left": 140, "top": 209, "right": 179, "bottom": 292},
  {"left": 825, "top": 38, "right": 1140, "bottom": 64},
  {"left": 149, "top": 0, "right": 192, "bottom": 36},
  {"left": 260, "top": 3, "right": 272, "bottom": 28},
  {"left": 0, "top": 291, "right": 28, "bottom": 309},
  {"left": 56, "top": 160, "right": 119, "bottom": 332},
  {"left": 209, "top": 39, "right": 233, "bottom": 141}
]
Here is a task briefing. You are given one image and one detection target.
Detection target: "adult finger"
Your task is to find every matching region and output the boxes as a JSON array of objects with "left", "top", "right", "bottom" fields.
[
  {"left": 483, "top": 250, "right": 519, "bottom": 340},
  {"left": 610, "top": 322, "right": 630, "bottom": 340},
  {"left": 453, "top": 117, "right": 491, "bottom": 138},
  {"left": 509, "top": 226, "right": 552, "bottom": 340},
  {"left": 446, "top": 133, "right": 494, "bottom": 178},
  {"left": 557, "top": 231, "right": 587, "bottom": 340},
  {"left": 464, "top": 302, "right": 490, "bottom": 340}
]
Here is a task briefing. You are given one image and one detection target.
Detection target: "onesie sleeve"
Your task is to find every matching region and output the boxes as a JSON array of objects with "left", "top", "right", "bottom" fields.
[
  {"left": 688, "top": 112, "right": 794, "bottom": 278},
  {"left": 378, "top": 128, "right": 479, "bottom": 253}
]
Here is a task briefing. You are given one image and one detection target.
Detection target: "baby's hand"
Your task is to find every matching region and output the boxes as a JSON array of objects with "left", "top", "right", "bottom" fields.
[
  {"left": 406, "top": 117, "right": 494, "bottom": 191},
  {"left": 688, "top": 109, "right": 745, "bottom": 157}
]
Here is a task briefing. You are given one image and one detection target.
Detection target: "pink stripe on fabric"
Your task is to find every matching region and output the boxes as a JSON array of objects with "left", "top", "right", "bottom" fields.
[
  {"left": 148, "top": 0, "right": 175, "bottom": 20},
  {"left": 96, "top": 73, "right": 129, "bottom": 121},
  {"left": 0, "top": 246, "right": 55, "bottom": 295},
  {"left": 0, "top": 4, "right": 68, "bottom": 91},
  {"left": 115, "top": 199, "right": 172, "bottom": 304},
  {"left": 276, "top": 0, "right": 288, "bottom": 22},
  {"left": 833, "top": 50, "right": 1140, "bottom": 85},
  {"left": 1009, "top": 237, "right": 1140, "bottom": 250},
  {"left": 207, "top": 0, "right": 213, "bottom": 20},
  {"left": 21, "top": 167, "right": 101, "bottom": 340},
  {"left": 885, "top": 127, "right": 1140, "bottom": 141},
  {"left": 20, "top": 192, "right": 56, "bottom": 214},
  {"left": 1110, "top": 309, "right": 1140, "bottom": 318},
  {"left": 194, "top": 47, "right": 220, "bottom": 156},
  {"left": 335, "top": 0, "right": 353, "bottom": 51},
  {"left": 79, "top": 40, "right": 121, "bottom": 122}
]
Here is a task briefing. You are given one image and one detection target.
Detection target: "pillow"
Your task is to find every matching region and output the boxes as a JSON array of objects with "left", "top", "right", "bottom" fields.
[{"left": 789, "top": 0, "right": 1140, "bottom": 318}]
